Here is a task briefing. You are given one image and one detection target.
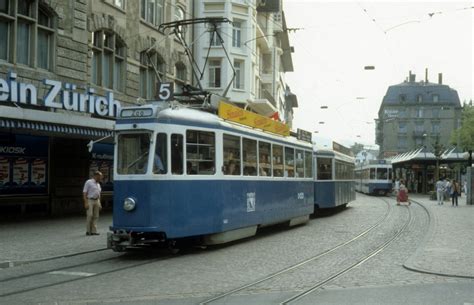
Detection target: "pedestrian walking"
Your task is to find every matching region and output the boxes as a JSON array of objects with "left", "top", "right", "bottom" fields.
[
  {"left": 451, "top": 179, "right": 460, "bottom": 207},
  {"left": 445, "top": 179, "right": 451, "bottom": 201},
  {"left": 83, "top": 171, "right": 103, "bottom": 236},
  {"left": 397, "top": 179, "right": 410, "bottom": 206},
  {"left": 394, "top": 179, "right": 400, "bottom": 197},
  {"left": 436, "top": 177, "right": 445, "bottom": 205}
]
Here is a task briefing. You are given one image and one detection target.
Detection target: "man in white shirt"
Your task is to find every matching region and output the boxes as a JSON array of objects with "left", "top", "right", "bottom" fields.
[
  {"left": 83, "top": 171, "right": 103, "bottom": 236},
  {"left": 436, "top": 177, "right": 445, "bottom": 205}
]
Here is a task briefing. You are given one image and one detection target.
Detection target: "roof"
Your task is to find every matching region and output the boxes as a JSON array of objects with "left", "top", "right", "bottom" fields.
[{"left": 380, "top": 81, "right": 461, "bottom": 108}]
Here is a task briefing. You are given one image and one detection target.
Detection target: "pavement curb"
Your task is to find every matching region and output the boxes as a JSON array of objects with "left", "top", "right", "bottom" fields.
[
  {"left": 0, "top": 248, "right": 108, "bottom": 269},
  {"left": 402, "top": 198, "right": 474, "bottom": 279}
]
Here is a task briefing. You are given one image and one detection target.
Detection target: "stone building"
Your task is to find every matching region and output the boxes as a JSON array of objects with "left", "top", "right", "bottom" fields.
[
  {"left": 0, "top": 0, "right": 190, "bottom": 214},
  {"left": 376, "top": 70, "right": 462, "bottom": 159},
  {"left": 192, "top": 0, "right": 298, "bottom": 125}
]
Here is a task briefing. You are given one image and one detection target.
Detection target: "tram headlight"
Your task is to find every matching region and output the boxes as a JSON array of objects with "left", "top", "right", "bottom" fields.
[{"left": 123, "top": 197, "right": 136, "bottom": 212}]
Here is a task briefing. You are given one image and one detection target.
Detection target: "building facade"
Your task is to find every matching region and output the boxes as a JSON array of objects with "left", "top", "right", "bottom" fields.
[
  {"left": 192, "top": 0, "right": 297, "bottom": 125},
  {"left": 0, "top": 0, "right": 190, "bottom": 215},
  {"left": 376, "top": 71, "right": 462, "bottom": 158}
]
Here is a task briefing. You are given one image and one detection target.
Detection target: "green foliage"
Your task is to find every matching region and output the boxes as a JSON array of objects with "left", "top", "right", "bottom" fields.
[
  {"left": 451, "top": 106, "right": 474, "bottom": 151},
  {"left": 350, "top": 142, "right": 365, "bottom": 155}
]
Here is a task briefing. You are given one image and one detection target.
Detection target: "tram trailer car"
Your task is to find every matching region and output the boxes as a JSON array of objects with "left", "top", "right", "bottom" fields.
[
  {"left": 108, "top": 104, "right": 315, "bottom": 251},
  {"left": 354, "top": 160, "right": 393, "bottom": 195},
  {"left": 313, "top": 149, "right": 356, "bottom": 209}
]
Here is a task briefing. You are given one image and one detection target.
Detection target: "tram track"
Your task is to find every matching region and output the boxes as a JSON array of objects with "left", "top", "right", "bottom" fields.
[
  {"left": 0, "top": 251, "right": 174, "bottom": 298},
  {"left": 199, "top": 195, "right": 394, "bottom": 305}
]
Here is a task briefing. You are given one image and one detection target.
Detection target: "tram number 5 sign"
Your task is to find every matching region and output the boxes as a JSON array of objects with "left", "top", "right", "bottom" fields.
[{"left": 156, "top": 82, "right": 174, "bottom": 101}]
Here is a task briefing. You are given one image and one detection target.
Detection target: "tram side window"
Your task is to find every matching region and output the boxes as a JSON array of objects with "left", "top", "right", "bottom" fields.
[
  {"left": 117, "top": 133, "right": 151, "bottom": 175},
  {"left": 223, "top": 134, "right": 241, "bottom": 175},
  {"left": 153, "top": 133, "right": 167, "bottom": 174},
  {"left": 171, "top": 134, "right": 183, "bottom": 175},
  {"left": 243, "top": 138, "right": 257, "bottom": 176},
  {"left": 285, "top": 147, "right": 295, "bottom": 178},
  {"left": 295, "top": 150, "right": 304, "bottom": 178},
  {"left": 389, "top": 169, "right": 393, "bottom": 180},
  {"left": 186, "top": 130, "right": 215, "bottom": 175},
  {"left": 377, "top": 168, "right": 388, "bottom": 180},
  {"left": 370, "top": 168, "right": 376, "bottom": 179},
  {"left": 272, "top": 144, "right": 283, "bottom": 177},
  {"left": 259, "top": 141, "right": 271, "bottom": 176},
  {"left": 304, "top": 151, "right": 313, "bottom": 178},
  {"left": 317, "top": 157, "right": 332, "bottom": 180}
]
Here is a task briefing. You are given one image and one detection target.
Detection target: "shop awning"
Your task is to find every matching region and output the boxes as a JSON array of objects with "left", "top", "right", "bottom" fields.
[{"left": 0, "top": 118, "right": 112, "bottom": 138}]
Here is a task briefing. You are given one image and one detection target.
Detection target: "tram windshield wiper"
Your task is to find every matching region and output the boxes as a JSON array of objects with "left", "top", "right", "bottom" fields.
[{"left": 126, "top": 151, "right": 149, "bottom": 169}]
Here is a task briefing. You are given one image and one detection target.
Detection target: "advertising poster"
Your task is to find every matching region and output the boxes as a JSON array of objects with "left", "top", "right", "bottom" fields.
[
  {"left": 13, "top": 158, "right": 29, "bottom": 186},
  {"left": 31, "top": 159, "right": 46, "bottom": 186},
  {"left": 0, "top": 157, "right": 10, "bottom": 187}
]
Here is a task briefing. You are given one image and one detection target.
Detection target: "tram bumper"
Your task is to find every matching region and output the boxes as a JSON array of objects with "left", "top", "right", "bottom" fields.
[
  {"left": 107, "top": 229, "right": 168, "bottom": 252},
  {"left": 107, "top": 230, "right": 132, "bottom": 252}
]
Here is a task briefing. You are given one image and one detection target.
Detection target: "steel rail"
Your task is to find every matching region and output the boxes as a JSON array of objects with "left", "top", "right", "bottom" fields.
[
  {"left": 199, "top": 195, "right": 392, "bottom": 305},
  {"left": 280, "top": 198, "right": 413, "bottom": 304}
]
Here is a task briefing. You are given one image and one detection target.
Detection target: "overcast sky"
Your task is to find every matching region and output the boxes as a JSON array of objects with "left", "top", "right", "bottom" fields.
[{"left": 284, "top": 0, "right": 473, "bottom": 150}]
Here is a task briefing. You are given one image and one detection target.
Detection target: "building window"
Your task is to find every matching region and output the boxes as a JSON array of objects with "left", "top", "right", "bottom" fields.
[
  {"left": 0, "top": 1, "right": 55, "bottom": 69},
  {"left": 431, "top": 122, "right": 440, "bottom": 134},
  {"left": 232, "top": 21, "right": 241, "bottom": 48},
  {"left": 91, "top": 30, "right": 126, "bottom": 91},
  {"left": 139, "top": 51, "right": 164, "bottom": 99},
  {"left": 141, "top": 0, "right": 163, "bottom": 26},
  {"left": 397, "top": 137, "right": 407, "bottom": 150},
  {"left": 208, "top": 59, "right": 221, "bottom": 88},
  {"left": 415, "top": 107, "right": 423, "bottom": 118},
  {"left": 432, "top": 108, "right": 440, "bottom": 118},
  {"left": 105, "top": 0, "right": 125, "bottom": 10},
  {"left": 233, "top": 60, "right": 244, "bottom": 89},
  {"left": 399, "top": 94, "right": 407, "bottom": 102},
  {"left": 415, "top": 122, "right": 424, "bottom": 133},
  {"left": 210, "top": 26, "right": 222, "bottom": 46},
  {"left": 417, "top": 94, "right": 423, "bottom": 103},
  {"left": 398, "top": 122, "right": 407, "bottom": 133},
  {"left": 175, "top": 62, "right": 186, "bottom": 82},
  {"left": 174, "top": 5, "right": 185, "bottom": 21},
  {"left": 432, "top": 94, "right": 439, "bottom": 102}
]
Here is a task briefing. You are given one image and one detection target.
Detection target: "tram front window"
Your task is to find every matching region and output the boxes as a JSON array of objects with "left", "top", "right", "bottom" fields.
[
  {"left": 377, "top": 168, "right": 388, "bottom": 180},
  {"left": 117, "top": 133, "right": 151, "bottom": 175}
]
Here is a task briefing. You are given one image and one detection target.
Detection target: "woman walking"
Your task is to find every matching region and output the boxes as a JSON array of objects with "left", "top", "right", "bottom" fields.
[{"left": 451, "top": 179, "right": 460, "bottom": 207}]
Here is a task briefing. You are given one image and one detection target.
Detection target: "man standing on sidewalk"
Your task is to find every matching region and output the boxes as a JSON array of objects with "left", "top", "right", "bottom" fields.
[
  {"left": 83, "top": 171, "right": 103, "bottom": 236},
  {"left": 436, "top": 177, "right": 445, "bottom": 205}
]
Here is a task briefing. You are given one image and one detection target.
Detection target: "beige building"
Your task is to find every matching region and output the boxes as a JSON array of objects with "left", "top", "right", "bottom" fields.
[{"left": 0, "top": 0, "right": 190, "bottom": 214}]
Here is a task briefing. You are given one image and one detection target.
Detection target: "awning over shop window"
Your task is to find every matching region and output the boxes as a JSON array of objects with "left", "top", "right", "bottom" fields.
[{"left": 0, "top": 118, "right": 112, "bottom": 138}]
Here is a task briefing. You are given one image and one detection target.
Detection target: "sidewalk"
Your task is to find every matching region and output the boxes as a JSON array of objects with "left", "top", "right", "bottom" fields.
[
  {"left": 0, "top": 212, "right": 112, "bottom": 268},
  {"left": 405, "top": 194, "right": 474, "bottom": 278}
]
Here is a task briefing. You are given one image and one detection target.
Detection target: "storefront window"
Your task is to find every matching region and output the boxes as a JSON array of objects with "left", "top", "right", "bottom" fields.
[{"left": 117, "top": 133, "right": 151, "bottom": 175}]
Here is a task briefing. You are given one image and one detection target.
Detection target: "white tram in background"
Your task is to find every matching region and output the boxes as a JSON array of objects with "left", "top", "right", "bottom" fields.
[
  {"left": 108, "top": 103, "right": 315, "bottom": 251},
  {"left": 354, "top": 160, "right": 393, "bottom": 195},
  {"left": 314, "top": 148, "right": 356, "bottom": 209}
]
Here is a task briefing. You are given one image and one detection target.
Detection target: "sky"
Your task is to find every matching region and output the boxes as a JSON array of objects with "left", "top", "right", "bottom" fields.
[{"left": 283, "top": 0, "right": 473, "bottom": 150}]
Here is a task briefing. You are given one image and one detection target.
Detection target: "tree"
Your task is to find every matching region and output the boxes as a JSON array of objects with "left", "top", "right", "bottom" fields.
[
  {"left": 451, "top": 105, "right": 474, "bottom": 164},
  {"left": 350, "top": 142, "right": 365, "bottom": 156}
]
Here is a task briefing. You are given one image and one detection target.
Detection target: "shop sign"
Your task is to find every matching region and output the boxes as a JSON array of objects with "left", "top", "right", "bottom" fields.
[
  {"left": 218, "top": 102, "right": 290, "bottom": 136},
  {"left": 0, "top": 71, "right": 121, "bottom": 118}
]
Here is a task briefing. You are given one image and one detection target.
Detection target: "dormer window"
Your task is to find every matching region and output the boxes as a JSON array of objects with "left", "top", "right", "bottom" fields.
[
  {"left": 432, "top": 94, "right": 439, "bottom": 102},
  {"left": 399, "top": 94, "right": 407, "bottom": 102},
  {"left": 417, "top": 95, "right": 423, "bottom": 103}
]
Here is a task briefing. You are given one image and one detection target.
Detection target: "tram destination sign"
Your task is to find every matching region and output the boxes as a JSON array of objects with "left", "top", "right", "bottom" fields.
[
  {"left": 0, "top": 71, "right": 121, "bottom": 118},
  {"left": 297, "top": 129, "right": 312, "bottom": 143}
]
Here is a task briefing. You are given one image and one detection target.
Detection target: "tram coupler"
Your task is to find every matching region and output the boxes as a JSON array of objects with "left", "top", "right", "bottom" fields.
[{"left": 107, "top": 230, "right": 132, "bottom": 252}]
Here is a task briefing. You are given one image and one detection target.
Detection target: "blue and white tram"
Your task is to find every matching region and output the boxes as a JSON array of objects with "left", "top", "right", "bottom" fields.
[
  {"left": 313, "top": 149, "right": 356, "bottom": 209},
  {"left": 107, "top": 104, "right": 314, "bottom": 251},
  {"left": 354, "top": 160, "right": 393, "bottom": 195}
]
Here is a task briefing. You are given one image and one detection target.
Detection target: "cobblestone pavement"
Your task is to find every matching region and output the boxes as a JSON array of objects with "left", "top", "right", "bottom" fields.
[{"left": 1, "top": 194, "right": 473, "bottom": 305}]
